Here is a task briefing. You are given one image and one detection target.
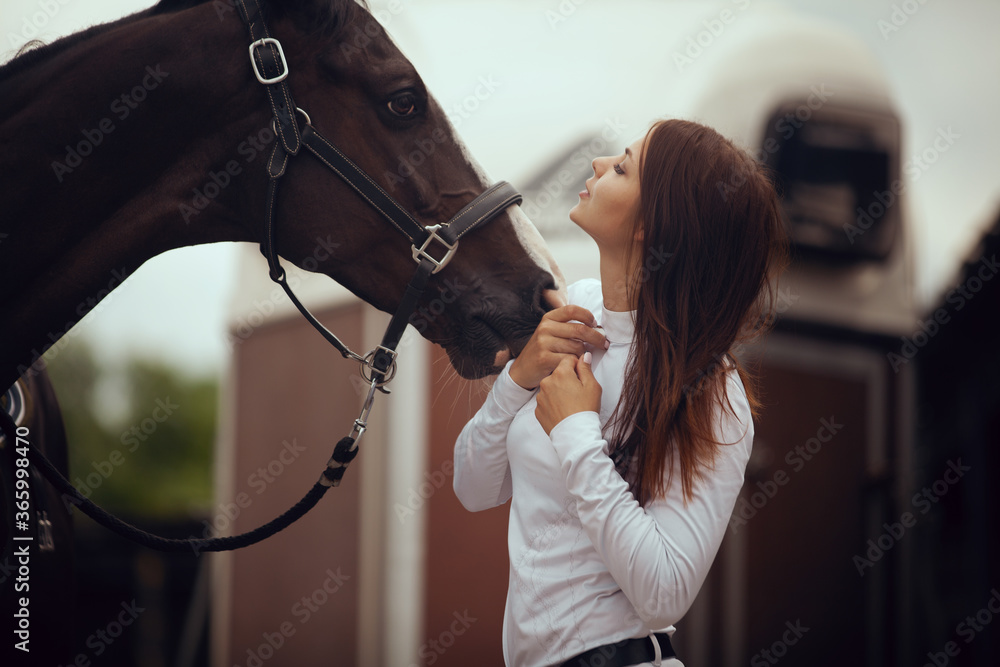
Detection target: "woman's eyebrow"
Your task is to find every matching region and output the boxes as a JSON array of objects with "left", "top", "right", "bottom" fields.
[{"left": 625, "top": 147, "right": 633, "bottom": 160}]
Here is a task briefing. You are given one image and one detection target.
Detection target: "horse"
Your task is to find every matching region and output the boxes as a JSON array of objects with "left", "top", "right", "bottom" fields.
[{"left": 0, "top": 0, "right": 564, "bottom": 661}]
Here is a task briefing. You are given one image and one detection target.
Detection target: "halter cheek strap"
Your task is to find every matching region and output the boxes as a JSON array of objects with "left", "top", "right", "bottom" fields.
[{"left": 234, "top": 0, "right": 522, "bottom": 387}]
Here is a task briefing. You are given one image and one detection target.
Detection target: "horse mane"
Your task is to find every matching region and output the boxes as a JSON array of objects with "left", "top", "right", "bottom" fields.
[{"left": 0, "top": 0, "right": 365, "bottom": 82}]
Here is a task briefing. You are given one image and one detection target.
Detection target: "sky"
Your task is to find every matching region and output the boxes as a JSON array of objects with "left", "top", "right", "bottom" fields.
[{"left": 3, "top": 0, "right": 998, "bottom": 379}]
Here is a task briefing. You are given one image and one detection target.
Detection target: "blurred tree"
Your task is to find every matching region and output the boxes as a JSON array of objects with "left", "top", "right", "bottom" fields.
[{"left": 45, "top": 338, "right": 217, "bottom": 517}]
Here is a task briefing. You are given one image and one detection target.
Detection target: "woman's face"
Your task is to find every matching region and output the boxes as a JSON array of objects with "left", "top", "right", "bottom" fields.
[{"left": 569, "top": 133, "right": 646, "bottom": 255}]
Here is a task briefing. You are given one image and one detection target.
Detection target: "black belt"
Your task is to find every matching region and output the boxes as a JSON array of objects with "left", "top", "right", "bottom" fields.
[{"left": 561, "top": 632, "right": 675, "bottom": 667}]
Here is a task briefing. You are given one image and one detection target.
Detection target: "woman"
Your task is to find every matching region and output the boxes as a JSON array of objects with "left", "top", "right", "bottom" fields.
[{"left": 453, "top": 118, "right": 787, "bottom": 667}]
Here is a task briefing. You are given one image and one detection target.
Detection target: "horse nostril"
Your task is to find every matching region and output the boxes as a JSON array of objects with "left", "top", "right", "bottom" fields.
[
  {"left": 542, "top": 287, "right": 566, "bottom": 311},
  {"left": 533, "top": 271, "right": 565, "bottom": 314}
]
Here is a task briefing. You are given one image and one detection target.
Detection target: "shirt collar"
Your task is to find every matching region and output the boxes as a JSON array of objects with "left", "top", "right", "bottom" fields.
[{"left": 598, "top": 302, "right": 635, "bottom": 344}]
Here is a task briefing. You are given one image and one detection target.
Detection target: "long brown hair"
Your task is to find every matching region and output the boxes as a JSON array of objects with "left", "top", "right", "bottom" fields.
[{"left": 609, "top": 119, "right": 788, "bottom": 506}]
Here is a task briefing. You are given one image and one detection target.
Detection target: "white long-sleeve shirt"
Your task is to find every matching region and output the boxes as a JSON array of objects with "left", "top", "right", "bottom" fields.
[{"left": 453, "top": 279, "right": 754, "bottom": 667}]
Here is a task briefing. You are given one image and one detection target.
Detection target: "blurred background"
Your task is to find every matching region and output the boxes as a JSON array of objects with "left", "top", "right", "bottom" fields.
[{"left": 2, "top": 0, "right": 998, "bottom": 665}]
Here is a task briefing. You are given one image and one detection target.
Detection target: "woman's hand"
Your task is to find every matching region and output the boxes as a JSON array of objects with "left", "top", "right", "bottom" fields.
[
  {"left": 508, "top": 305, "right": 608, "bottom": 390},
  {"left": 535, "top": 353, "right": 602, "bottom": 436}
]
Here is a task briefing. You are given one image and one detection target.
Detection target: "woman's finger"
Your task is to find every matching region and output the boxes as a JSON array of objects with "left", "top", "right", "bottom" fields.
[
  {"left": 542, "top": 305, "right": 597, "bottom": 326},
  {"left": 539, "top": 334, "right": 586, "bottom": 357},
  {"left": 544, "top": 321, "right": 608, "bottom": 351}
]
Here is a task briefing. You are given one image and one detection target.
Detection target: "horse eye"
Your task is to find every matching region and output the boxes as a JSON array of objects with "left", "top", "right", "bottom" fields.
[{"left": 387, "top": 92, "right": 418, "bottom": 117}]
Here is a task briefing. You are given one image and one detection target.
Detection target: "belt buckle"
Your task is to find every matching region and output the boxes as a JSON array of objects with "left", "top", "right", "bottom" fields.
[
  {"left": 411, "top": 224, "right": 457, "bottom": 274},
  {"left": 248, "top": 37, "right": 289, "bottom": 85}
]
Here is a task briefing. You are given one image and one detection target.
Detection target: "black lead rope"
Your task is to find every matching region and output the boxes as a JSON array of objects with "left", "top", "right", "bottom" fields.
[
  {"left": 1, "top": 406, "right": 360, "bottom": 553},
  {"left": 1, "top": 0, "right": 523, "bottom": 555}
]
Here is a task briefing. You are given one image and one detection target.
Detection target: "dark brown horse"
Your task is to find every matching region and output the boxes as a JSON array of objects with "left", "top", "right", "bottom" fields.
[
  {"left": 0, "top": 0, "right": 563, "bottom": 662},
  {"left": 0, "top": 0, "right": 563, "bottom": 389}
]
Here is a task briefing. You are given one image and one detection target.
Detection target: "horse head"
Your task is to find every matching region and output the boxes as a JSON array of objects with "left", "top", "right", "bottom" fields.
[
  {"left": 0, "top": 0, "right": 564, "bottom": 385},
  {"left": 242, "top": 0, "right": 565, "bottom": 378}
]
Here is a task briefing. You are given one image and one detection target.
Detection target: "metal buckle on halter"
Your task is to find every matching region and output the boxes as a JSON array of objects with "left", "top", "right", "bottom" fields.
[
  {"left": 249, "top": 37, "right": 289, "bottom": 85},
  {"left": 361, "top": 346, "right": 398, "bottom": 387},
  {"left": 411, "top": 224, "right": 457, "bottom": 274}
]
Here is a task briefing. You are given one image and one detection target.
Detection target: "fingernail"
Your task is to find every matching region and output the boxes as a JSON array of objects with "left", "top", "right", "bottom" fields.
[
  {"left": 583, "top": 351, "right": 592, "bottom": 364},
  {"left": 604, "top": 339, "right": 610, "bottom": 350}
]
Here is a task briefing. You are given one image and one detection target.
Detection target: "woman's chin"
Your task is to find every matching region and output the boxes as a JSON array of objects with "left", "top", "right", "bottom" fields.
[{"left": 567, "top": 213, "right": 591, "bottom": 239}]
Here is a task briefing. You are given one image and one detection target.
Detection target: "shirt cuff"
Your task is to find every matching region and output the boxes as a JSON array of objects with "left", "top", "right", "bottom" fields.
[
  {"left": 549, "top": 410, "right": 606, "bottom": 458},
  {"left": 489, "top": 360, "right": 538, "bottom": 416}
]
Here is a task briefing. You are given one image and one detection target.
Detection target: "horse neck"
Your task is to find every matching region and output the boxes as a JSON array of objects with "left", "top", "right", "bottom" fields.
[{"left": 0, "top": 4, "right": 273, "bottom": 387}]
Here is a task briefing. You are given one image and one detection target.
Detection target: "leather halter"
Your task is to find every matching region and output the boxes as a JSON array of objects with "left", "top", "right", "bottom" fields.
[{"left": 235, "top": 0, "right": 523, "bottom": 391}]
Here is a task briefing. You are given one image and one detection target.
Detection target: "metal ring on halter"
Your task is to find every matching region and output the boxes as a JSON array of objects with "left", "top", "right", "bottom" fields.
[
  {"left": 361, "top": 347, "right": 398, "bottom": 386},
  {"left": 271, "top": 107, "right": 312, "bottom": 134}
]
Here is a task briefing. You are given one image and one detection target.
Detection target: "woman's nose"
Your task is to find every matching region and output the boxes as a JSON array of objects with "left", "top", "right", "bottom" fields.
[{"left": 592, "top": 155, "right": 610, "bottom": 176}]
